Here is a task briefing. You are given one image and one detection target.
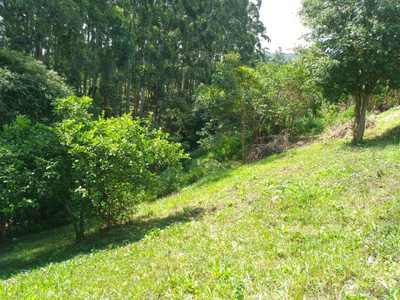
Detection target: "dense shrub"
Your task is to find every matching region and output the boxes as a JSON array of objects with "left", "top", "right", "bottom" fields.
[
  {"left": 0, "top": 116, "right": 68, "bottom": 243},
  {"left": 0, "top": 96, "right": 188, "bottom": 242}
]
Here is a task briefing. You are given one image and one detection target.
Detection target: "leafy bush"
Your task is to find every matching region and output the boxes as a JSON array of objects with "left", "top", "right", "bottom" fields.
[
  {"left": 0, "top": 96, "right": 188, "bottom": 242},
  {"left": 293, "top": 116, "right": 325, "bottom": 135},
  {"left": 0, "top": 116, "right": 68, "bottom": 243},
  {"left": 159, "top": 95, "right": 203, "bottom": 151},
  {"left": 54, "top": 96, "right": 189, "bottom": 238},
  {"left": 198, "top": 130, "right": 243, "bottom": 162},
  {"left": 323, "top": 104, "right": 356, "bottom": 126}
]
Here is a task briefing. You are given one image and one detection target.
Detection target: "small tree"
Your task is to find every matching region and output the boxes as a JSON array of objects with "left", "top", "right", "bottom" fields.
[
  {"left": 196, "top": 53, "right": 261, "bottom": 163},
  {"left": 300, "top": 0, "right": 400, "bottom": 143},
  {"left": 257, "top": 61, "right": 309, "bottom": 134},
  {"left": 54, "top": 96, "right": 187, "bottom": 239}
]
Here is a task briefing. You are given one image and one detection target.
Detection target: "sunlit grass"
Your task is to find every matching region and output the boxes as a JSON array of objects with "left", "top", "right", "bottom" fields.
[{"left": 1, "top": 108, "right": 400, "bottom": 299}]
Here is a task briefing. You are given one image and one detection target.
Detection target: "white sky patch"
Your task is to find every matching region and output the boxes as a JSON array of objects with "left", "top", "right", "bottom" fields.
[{"left": 259, "top": 0, "right": 307, "bottom": 53}]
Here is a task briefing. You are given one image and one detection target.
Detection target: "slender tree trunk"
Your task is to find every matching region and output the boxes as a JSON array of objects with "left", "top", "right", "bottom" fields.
[
  {"left": 290, "top": 111, "right": 295, "bottom": 132},
  {"left": 181, "top": 30, "right": 190, "bottom": 93},
  {"left": 139, "top": 0, "right": 154, "bottom": 119},
  {"left": 0, "top": 213, "right": 8, "bottom": 243},
  {"left": 395, "top": 90, "right": 399, "bottom": 106},
  {"left": 134, "top": 80, "right": 140, "bottom": 118},
  {"left": 83, "top": 74, "right": 88, "bottom": 95},
  {"left": 92, "top": 28, "right": 99, "bottom": 95},
  {"left": 79, "top": 201, "right": 86, "bottom": 241},
  {"left": 126, "top": 79, "right": 131, "bottom": 114},
  {"left": 353, "top": 91, "right": 370, "bottom": 144},
  {"left": 35, "top": 42, "right": 43, "bottom": 61},
  {"left": 139, "top": 86, "right": 145, "bottom": 119},
  {"left": 125, "top": 5, "right": 135, "bottom": 116},
  {"left": 54, "top": 37, "right": 60, "bottom": 71}
]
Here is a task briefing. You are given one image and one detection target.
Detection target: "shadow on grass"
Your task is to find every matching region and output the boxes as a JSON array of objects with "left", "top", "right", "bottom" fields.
[
  {"left": 0, "top": 206, "right": 208, "bottom": 280},
  {"left": 346, "top": 123, "right": 400, "bottom": 149}
]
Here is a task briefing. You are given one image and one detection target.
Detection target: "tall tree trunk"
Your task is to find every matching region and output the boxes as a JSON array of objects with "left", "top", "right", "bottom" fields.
[
  {"left": 181, "top": 30, "right": 190, "bottom": 93},
  {"left": 92, "top": 28, "right": 99, "bottom": 95},
  {"left": 384, "top": 82, "right": 390, "bottom": 105},
  {"left": 139, "top": 86, "right": 145, "bottom": 119},
  {"left": 54, "top": 37, "right": 60, "bottom": 71},
  {"left": 139, "top": 0, "right": 154, "bottom": 119},
  {"left": 35, "top": 42, "right": 43, "bottom": 61},
  {"left": 83, "top": 74, "right": 88, "bottom": 95},
  {"left": 126, "top": 78, "right": 131, "bottom": 114},
  {"left": 353, "top": 91, "right": 370, "bottom": 144},
  {"left": 395, "top": 90, "right": 399, "bottom": 106},
  {"left": 0, "top": 213, "right": 8, "bottom": 243},
  {"left": 134, "top": 80, "right": 140, "bottom": 118},
  {"left": 79, "top": 201, "right": 86, "bottom": 241}
]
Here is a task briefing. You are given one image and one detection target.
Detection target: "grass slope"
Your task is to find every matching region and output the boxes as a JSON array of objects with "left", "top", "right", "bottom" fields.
[{"left": 1, "top": 108, "right": 400, "bottom": 299}]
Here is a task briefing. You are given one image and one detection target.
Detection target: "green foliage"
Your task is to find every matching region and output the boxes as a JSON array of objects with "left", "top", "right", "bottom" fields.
[
  {"left": 0, "top": 49, "right": 72, "bottom": 128},
  {"left": 159, "top": 95, "right": 202, "bottom": 150},
  {"left": 324, "top": 105, "right": 356, "bottom": 126},
  {"left": 54, "top": 96, "right": 188, "bottom": 230},
  {"left": 0, "top": 116, "right": 68, "bottom": 242},
  {"left": 0, "top": 0, "right": 267, "bottom": 122},
  {"left": 198, "top": 131, "right": 243, "bottom": 162},
  {"left": 293, "top": 116, "right": 325, "bottom": 136},
  {"left": 196, "top": 53, "right": 262, "bottom": 162},
  {"left": 0, "top": 95, "right": 187, "bottom": 241},
  {"left": 300, "top": 0, "right": 400, "bottom": 142},
  {"left": 197, "top": 53, "right": 322, "bottom": 162}
]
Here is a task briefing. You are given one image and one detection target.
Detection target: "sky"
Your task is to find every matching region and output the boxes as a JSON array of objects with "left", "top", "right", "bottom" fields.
[{"left": 259, "top": 0, "right": 307, "bottom": 53}]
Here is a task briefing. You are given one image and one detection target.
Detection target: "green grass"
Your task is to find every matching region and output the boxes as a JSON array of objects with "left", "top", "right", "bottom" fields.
[{"left": 1, "top": 108, "right": 400, "bottom": 299}]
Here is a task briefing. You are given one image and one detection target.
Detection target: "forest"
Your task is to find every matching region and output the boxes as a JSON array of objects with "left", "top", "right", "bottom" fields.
[{"left": 1, "top": 0, "right": 400, "bottom": 264}]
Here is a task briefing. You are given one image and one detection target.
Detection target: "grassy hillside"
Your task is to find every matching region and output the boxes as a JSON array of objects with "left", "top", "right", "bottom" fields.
[{"left": 1, "top": 108, "right": 400, "bottom": 299}]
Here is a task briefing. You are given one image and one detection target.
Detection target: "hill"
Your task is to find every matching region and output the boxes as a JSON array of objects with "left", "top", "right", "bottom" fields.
[
  {"left": 266, "top": 52, "right": 299, "bottom": 62},
  {"left": 1, "top": 108, "right": 400, "bottom": 299}
]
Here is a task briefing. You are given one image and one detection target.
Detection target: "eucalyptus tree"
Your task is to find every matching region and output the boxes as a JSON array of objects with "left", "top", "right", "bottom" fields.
[
  {"left": 1, "top": 0, "right": 267, "bottom": 138},
  {"left": 300, "top": 0, "right": 400, "bottom": 143}
]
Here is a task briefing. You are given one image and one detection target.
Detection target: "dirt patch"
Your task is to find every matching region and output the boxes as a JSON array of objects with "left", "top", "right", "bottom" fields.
[{"left": 328, "top": 118, "right": 378, "bottom": 139}]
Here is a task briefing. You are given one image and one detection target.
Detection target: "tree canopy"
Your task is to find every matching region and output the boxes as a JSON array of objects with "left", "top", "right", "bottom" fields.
[
  {"left": 300, "top": 0, "right": 400, "bottom": 143},
  {"left": 0, "top": 49, "right": 72, "bottom": 129},
  {"left": 0, "top": 0, "right": 267, "bottom": 127}
]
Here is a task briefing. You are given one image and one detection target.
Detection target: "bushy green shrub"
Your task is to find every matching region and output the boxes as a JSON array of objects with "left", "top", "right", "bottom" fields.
[
  {"left": 54, "top": 96, "right": 188, "bottom": 237},
  {"left": 198, "top": 130, "right": 243, "bottom": 162},
  {"left": 293, "top": 116, "right": 325, "bottom": 135},
  {"left": 0, "top": 96, "right": 188, "bottom": 242},
  {"left": 0, "top": 116, "right": 68, "bottom": 242}
]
